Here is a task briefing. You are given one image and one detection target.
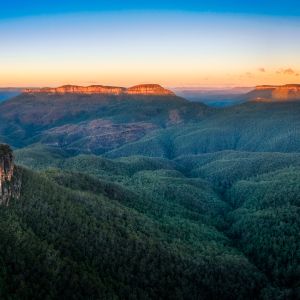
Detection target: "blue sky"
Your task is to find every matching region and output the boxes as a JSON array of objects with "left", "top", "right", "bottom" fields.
[
  {"left": 1, "top": 1, "right": 300, "bottom": 18},
  {"left": 1, "top": 1, "right": 300, "bottom": 87}
]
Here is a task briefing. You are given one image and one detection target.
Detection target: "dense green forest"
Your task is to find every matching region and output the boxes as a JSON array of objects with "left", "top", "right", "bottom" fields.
[{"left": 0, "top": 93, "right": 299, "bottom": 299}]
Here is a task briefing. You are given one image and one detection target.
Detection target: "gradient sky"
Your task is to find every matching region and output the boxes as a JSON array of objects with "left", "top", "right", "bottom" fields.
[{"left": 1, "top": 1, "right": 300, "bottom": 87}]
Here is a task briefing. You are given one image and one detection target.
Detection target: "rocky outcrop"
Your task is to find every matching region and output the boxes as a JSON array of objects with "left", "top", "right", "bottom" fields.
[
  {"left": 247, "top": 84, "right": 300, "bottom": 102},
  {"left": 41, "top": 119, "right": 157, "bottom": 154},
  {"left": 24, "top": 84, "right": 174, "bottom": 96},
  {"left": 126, "top": 84, "right": 175, "bottom": 96},
  {"left": 254, "top": 85, "right": 278, "bottom": 91},
  {"left": 0, "top": 144, "right": 20, "bottom": 206},
  {"left": 272, "top": 85, "right": 300, "bottom": 101},
  {"left": 24, "top": 85, "right": 126, "bottom": 95}
]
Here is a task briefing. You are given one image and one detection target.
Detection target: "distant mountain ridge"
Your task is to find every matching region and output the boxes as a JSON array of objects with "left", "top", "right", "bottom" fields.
[
  {"left": 245, "top": 84, "right": 300, "bottom": 102},
  {"left": 172, "top": 84, "right": 300, "bottom": 106},
  {"left": 20, "top": 83, "right": 300, "bottom": 105},
  {"left": 0, "top": 85, "right": 207, "bottom": 149},
  {"left": 24, "top": 84, "right": 175, "bottom": 96},
  {"left": 171, "top": 86, "right": 253, "bottom": 107},
  {"left": 0, "top": 88, "right": 22, "bottom": 103}
]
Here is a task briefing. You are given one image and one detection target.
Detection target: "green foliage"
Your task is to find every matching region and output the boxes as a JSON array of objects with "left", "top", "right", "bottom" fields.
[
  {"left": 176, "top": 151, "right": 300, "bottom": 190},
  {"left": 228, "top": 168, "right": 300, "bottom": 292},
  {"left": 0, "top": 168, "right": 266, "bottom": 299},
  {"left": 14, "top": 144, "right": 68, "bottom": 170},
  {"left": 0, "top": 93, "right": 208, "bottom": 148},
  {"left": 1, "top": 96, "right": 300, "bottom": 299},
  {"left": 106, "top": 102, "right": 300, "bottom": 158}
]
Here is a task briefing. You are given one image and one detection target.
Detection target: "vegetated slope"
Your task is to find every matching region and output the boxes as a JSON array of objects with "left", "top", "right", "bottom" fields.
[
  {"left": 106, "top": 102, "right": 300, "bottom": 158},
  {"left": 14, "top": 143, "right": 300, "bottom": 298},
  {"left": 14, "top": 144, "right": 179, "bottom": 176},
  {"left": 0, "top": 167, "right": 267, "bottom": 300},
  {"left": 1, "top": 93, "right": 299, "bottom": 156},
  {"left": 0, "top": 92, "right": 209, "bottom": 148},
  {"left": 10, "top": 150, "right": 300, "bottom": 299},
  {"left": 15, "top": 146, "right": 227, "bottom": 224},
  {"left": 2, "top": 92, "right": 300, "bottom": 299},
  {"left": 227, "top": 168, "right": 300, "bottom": 298},
  {"left": 176, "top": 151, "right": 300, "bottom": 190}
]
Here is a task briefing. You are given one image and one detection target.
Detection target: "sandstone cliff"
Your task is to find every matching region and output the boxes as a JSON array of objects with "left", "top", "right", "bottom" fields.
[
  {"left": 24, "top": 84, "right": 174, "bottom": 96},
  {"left": 248, "top": 84, "right": 300, "bottom": 102},
  {"left": 126, "top": 84, "right": 175, "bottom": 95},
  {"left": 0, "top": 144, "right": 20, "bottom": 206}
]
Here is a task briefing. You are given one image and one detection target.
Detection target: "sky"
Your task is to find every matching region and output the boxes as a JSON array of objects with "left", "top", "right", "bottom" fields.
[{"left": 1, "top": 1, "right": 300, "bottom": 87}]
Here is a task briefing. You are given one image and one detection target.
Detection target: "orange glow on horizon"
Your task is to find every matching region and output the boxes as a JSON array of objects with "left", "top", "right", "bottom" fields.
[
  {"left": 1, "top": 12, "right": 299, "bottom": 88},
  {"left": 0, "top": 68, "right": 299, "bottom": 88}
]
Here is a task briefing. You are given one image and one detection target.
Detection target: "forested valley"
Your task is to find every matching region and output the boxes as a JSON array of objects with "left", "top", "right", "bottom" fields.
[{"left": 0, "top": 92, "right": 299, "bottom": 299}]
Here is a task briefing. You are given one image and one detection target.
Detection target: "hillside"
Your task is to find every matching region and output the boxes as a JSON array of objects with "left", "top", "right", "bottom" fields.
[
  {"left": 8, "top": 145, "right": 300, "bottom": 299},
  {"left": 1, "top": 89, "right": 300, "bottom": 156},
  {"left": 0, "top": 88, "right": 209, "bottom": 148},
  {"left": 0, "top": 85, "right": 299, "bottom": 299},
  {"left": 0, "top": 160, "right": 270, "bottom": 299},
  {"left": 105, "top": 102, "right": 300, "bottom": 158}
]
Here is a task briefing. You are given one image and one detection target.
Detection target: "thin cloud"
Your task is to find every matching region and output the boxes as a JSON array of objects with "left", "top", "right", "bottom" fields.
[
  {"left": 277, "top": 68, "right": 298, "bottom": 76},
  {"left": 258, "top": 68, "right": 266, "bottom": 72}
]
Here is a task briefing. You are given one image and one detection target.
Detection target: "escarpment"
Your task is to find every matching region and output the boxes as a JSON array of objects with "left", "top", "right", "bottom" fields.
[
  {"left": 0, "top": 144, "right": 21, "bottom": 206},
  {"left": 245, "top": 84, "right": 300, "bottom": 102},
  {"left": 126, "top": 84, "right": 175, "bottom": 95},
  {"left": 24, "top": 84, "right": 175, "bottom": 96}
]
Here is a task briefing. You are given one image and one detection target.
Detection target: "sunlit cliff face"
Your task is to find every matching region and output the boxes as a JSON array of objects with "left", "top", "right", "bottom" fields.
[
  {"left": 256, "top": 84, "right": 300, "bottom": 101},
  {"left": 25, "top": 85, "right": 126, "bottom": 95},
  {"left": 127, "top": 84, "right": 175, "bottom": 95},
  {"left": 250, "top": 84, "right": 300, "bottom": 102},
  {"left": 24, "top": 84, "right": 175, "bottom": 96}
]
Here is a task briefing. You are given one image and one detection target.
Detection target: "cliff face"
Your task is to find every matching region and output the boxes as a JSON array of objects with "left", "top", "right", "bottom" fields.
[
  {"left": 24, "top": 84, "right": 175, "bottom": 96},
  {"left": 126, "top": 84, "right": 175, "bottom": 95},
  {"left": 250, "top": 84, "right": 300, "bottom": 102},
  {"left": 272, "top": 85, "right": 300, "bottom": 101},
  {"left": 0, "top": 144, "right": 20, "bottom": 206},
  {"left": 24, "top": 85, "right": 126, "bottom": 95}
]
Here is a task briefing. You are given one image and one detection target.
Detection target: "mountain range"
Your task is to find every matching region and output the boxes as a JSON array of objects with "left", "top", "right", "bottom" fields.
[
  {"left": 24, "top": 84, "right": 175, "bottom": 96},
  {"left": 1, "top": 83, "right": 300, "bottom": 106},
  {"left": 0, "top": 83, "right": 299, "bottom": 299},
  {"left": 243, "top": 84, "right": 300, "bottom": 102},
  {"left": 173, "top": 84, "right": 300, "bottom": 106}
]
